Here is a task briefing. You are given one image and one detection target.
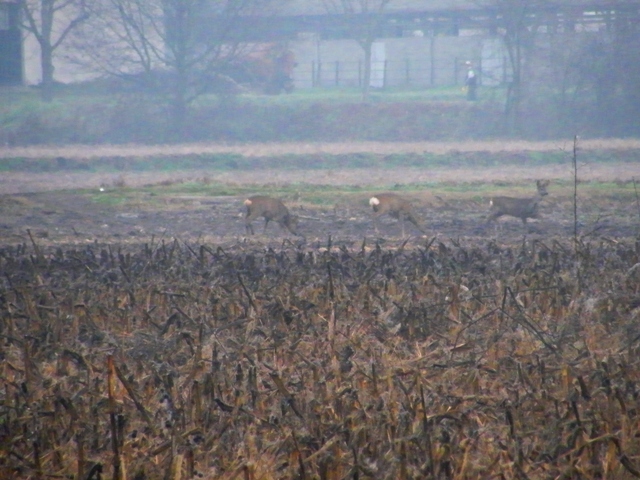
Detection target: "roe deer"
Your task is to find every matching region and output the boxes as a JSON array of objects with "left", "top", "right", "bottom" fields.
[
  {"left": 486, "top": 180, "right": 550, "bottom": 225},
  {"left": 369, "top": 193, "right": 426, "bottom": 236},
  {"left": 244, "top": 195, "right": 302, "bottom": 237}
]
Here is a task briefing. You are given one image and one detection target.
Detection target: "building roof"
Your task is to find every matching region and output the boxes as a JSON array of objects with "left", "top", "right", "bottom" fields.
[
  {"left": 201, "top": 0, "right": 640, "bottom": 43},
  {"left": 281, "top": 0, "right": 479, "bottom": 16},
  {"left": 280, "top": 0, "right": 640, "bottom": 16}
]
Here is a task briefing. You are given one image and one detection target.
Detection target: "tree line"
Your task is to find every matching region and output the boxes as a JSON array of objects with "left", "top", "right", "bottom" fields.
[{"left": 16, "top": 0, "right": 640, "bottom": 138}]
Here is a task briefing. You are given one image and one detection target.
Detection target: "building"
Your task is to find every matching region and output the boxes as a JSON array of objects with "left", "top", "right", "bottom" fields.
[
  {"left": 0, "top": 0, "right": 22, "bottom": 85},
  {"left": 4, "top": 0, "right": 640, "bottom": 88},
  {"left": 206, "top": 0, "right": 640, "bottom": 90}
]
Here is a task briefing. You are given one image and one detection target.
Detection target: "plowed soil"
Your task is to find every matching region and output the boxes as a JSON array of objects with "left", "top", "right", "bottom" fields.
[{"left": 0, "top": 140, "right": 639, "bottom": 248}]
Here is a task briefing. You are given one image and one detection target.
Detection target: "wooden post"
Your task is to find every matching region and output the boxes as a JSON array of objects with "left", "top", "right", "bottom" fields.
[
  {"left": 383, "top": 60, "right": 388, "bottom": 88},
  {"left": 454, "top": 56, "right": 459, "bottom": 86},
  {"left": 503, "top": 55, "right": 507, "bottom": 84},
  {"left": 405, "top": 59, "right": 410, "bottom": 85},
  {"left": 430, "top": 37, "right": 435, "bottom": 86}
]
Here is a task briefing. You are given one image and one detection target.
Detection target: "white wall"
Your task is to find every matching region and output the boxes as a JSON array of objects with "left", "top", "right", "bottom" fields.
[{"left": 291, "top": 35, "right": 487, "bottom": 89}]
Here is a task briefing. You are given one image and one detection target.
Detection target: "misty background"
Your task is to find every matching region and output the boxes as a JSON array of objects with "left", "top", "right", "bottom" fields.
[{"left": 1, "top": 0, "right": 639, "bottom": 144}]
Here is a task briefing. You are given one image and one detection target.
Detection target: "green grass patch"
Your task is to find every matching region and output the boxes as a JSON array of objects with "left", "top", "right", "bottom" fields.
[
  {"left": 38, "top": 177, "right": 640, "bottom": 214},
  {"left": 3, "top": 149, "right": 637, "bottom": 174},
  {"left": 1, "top": 84, "right": 507, "bottom": 145},
  {"left": 91, "top": 191, "right": 133, "bottom": 206},
  {"left": 207, "top": 86, "right": 477, "bottom": 108},
  {"left": 84, "top": 182, "right": 374, "bottom": 209}
]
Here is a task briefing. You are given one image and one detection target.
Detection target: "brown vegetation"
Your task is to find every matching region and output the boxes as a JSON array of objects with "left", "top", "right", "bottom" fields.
[
  {"left": 1, "top": 236, "right": 640, "bottom": 479},
  {"left": 2, "top": 138, "right": 640, "bottom": 160},
  {"left": 0, "top": 142, "right": 639, "bottom": 478}
]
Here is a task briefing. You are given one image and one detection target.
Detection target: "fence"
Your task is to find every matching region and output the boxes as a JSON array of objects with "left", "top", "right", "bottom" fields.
[
  {"left": 293, "top": 46, "right": 510, "bottom": 90},
  {"left": 294, "top": 58, "right": 510, "bottom": 89}
]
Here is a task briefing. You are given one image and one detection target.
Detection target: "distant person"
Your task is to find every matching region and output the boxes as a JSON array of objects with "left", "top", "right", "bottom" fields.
[{"left": 465, "top": 61, "right": 477, "bottom": 101}]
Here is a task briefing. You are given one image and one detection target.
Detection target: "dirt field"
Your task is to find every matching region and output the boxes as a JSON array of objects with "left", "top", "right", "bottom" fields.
[
  {"left": 2, "top": 141, "right": 640, "bottom": 479},
  {"left": 3, "top": 138, "right": 640, "bottom": 159},
  {"left": 0, "top": 140, "right": 639, "bottom": 248}
]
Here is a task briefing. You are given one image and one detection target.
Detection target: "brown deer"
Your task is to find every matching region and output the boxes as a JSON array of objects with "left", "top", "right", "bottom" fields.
[
  {"left": 369, "top": 193, "right": 426, "bottom": 236},
  {"left": 244, "top": 195, "right": 302, "bottom": 237},
  {"left": 486, "top": 180, "right": 550, "bottom": 225}
]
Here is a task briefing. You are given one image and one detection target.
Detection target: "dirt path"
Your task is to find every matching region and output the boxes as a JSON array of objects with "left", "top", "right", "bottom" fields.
[{"left": 2, "top": 138, "right": 640, "bottom": 159}]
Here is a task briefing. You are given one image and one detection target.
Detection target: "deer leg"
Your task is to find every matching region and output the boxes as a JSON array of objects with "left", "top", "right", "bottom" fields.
[
  {"left": 279, "top": 219, "right": 294, "bottom": 235},
  {"left": 245, "top": 211, "right": 256, "bottom": 235},
  {"left": 408, "top": 213, "right": 424, "bottom": 234},
  {"left": 284, "top": 219, "right": 300, "bottom": 237},
  {"left": 485, "top": 212, "right": 501, "bottom": 234},
  {"left": 263, "top": 218, "right": 270, "bottom": 234},
  {"left": 486, "top": 212, "right": 500, "bottom": 224}
]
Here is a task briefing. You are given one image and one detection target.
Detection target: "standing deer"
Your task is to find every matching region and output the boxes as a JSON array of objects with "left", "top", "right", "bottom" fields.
[
  {"left": 369, "top": 193, "right": 426, "bottom": 236},
  {"left": 486, "top": 180, "right": 550, "bottom": 225},
  {"left": 244, "top": 195, "right": 302, "bottom": 237}
]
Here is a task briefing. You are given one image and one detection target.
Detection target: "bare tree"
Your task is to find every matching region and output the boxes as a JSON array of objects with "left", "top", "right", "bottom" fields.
[
  {"left": 71, "top": 0, "right": 283, "bottom": 135},
  {"left": 19, "top": 0, "right": 90, "bottom": 101},
  {"left": 68, "top": 0, "right": 163, "bottom": 81},
  {"left": 571, "top": 9, "right": 640, "bottom": 136},
  {"left": 499, "top": 1, "right": 527, "bottom": 134},
  {"left": 321, "top": 0, "right": 392, "bottom": 100},
  {"left": 489, "top": 0, "right": 539, "bottom": 135}
]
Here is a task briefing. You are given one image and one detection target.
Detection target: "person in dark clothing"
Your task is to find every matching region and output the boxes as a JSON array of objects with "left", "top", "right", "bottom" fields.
[{"left": 465, "top": 61, "right": 477, "bottom": 101}]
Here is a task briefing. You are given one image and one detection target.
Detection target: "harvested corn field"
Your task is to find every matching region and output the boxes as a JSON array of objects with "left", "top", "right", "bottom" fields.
[
  {"left": 1, "top": 236, "right": 640, "bottom": 479},
  {"left": 1, "top": 142, "right": 640, "bottom": 478}
]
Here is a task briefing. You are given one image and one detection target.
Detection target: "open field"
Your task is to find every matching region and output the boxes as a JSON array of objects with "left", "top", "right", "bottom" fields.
[
  {"left": 1, "top": 142, "right": 640, "bottom": 478},
  {"left": 0, "top": 140, "right": 638, "bottom": 246},
  {"left": 2, "top": 138, "right": 640, "bottom": 160}
]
